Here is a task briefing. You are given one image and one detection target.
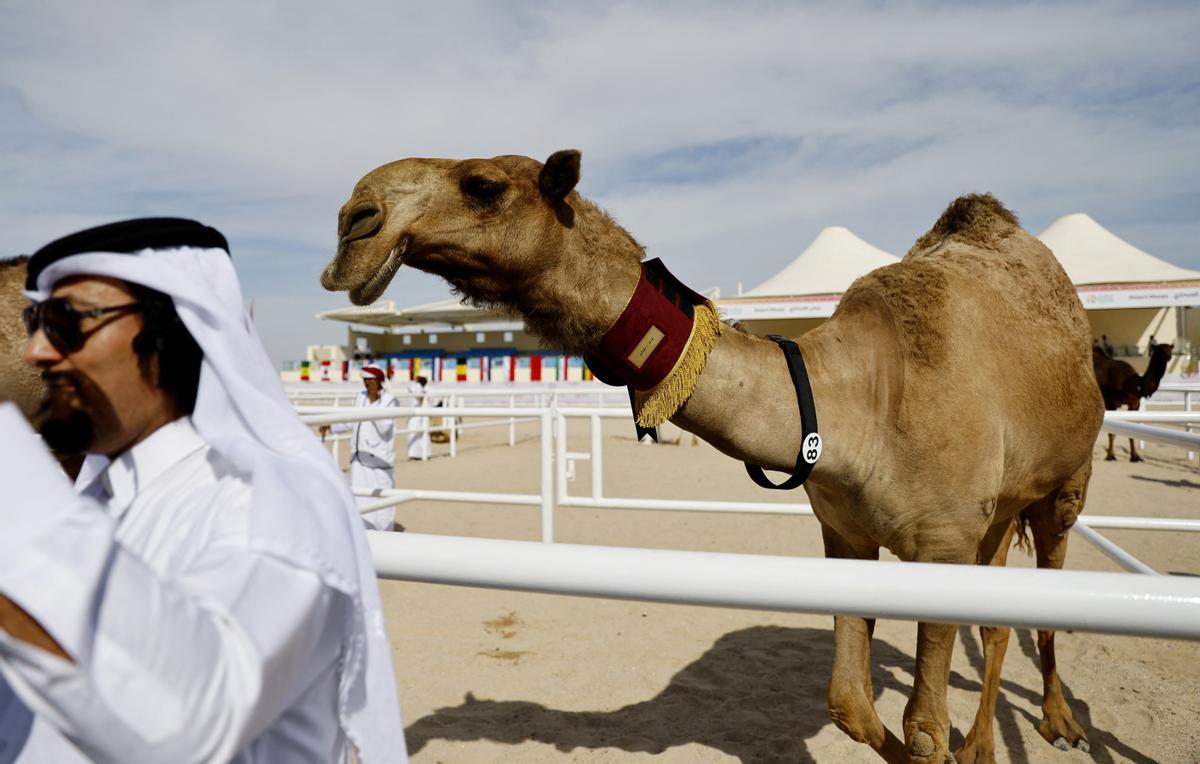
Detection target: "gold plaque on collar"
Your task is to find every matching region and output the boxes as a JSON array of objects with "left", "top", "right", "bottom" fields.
[{"left": 628, "top": 326, "right": 665, "bottom": 369}]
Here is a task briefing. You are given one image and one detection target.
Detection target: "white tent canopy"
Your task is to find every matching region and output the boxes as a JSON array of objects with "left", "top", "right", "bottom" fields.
[
  {"left": 1037, "top": 213, "right": 1200, "bottom": 286},
  {"left": 744, "top": 226, "right": 899, "bottom": 297}
]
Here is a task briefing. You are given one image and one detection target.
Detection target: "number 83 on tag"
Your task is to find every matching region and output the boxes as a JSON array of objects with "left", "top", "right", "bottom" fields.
[{"left": 802, "top": 433, "right": 822, "bottom": 465}]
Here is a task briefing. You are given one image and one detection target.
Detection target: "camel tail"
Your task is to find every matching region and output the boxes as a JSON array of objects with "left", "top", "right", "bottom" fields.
[
  {"left": 906, "top": 193, "right": 1020, "bottom": 256},
  {"left": 1014, "top": 510, "right": 1033, "bottom": 554}
]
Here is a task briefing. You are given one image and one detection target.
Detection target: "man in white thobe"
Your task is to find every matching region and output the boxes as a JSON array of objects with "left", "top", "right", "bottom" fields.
[
  {"left": 0, "top": 218, "right": 405, "bottom": 763},
  {"left": 321, "top": 366, "right": 401, "bottom": 531},
  {"left": 406, "top": 375, "right": 432, "bottom": 461}
]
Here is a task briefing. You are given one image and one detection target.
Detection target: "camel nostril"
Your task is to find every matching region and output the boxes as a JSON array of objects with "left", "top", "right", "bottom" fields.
[{"left": 340, "top": 202, "right": 383, "bottom": 242}]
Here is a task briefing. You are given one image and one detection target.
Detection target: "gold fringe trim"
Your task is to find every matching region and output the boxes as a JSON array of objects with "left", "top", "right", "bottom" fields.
[{"left": 636, "top": 302, "right": 723, "bottom": 427}]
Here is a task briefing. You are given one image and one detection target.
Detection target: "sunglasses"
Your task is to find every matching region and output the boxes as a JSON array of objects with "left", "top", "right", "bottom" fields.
[{"left": 22, "top": 297, "right": 144, "bottom": 354}]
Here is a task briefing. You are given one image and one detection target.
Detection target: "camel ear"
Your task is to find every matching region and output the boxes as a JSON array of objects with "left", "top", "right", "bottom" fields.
[{"left": 539, "top": 150, "right": 581, "bottom": 201}]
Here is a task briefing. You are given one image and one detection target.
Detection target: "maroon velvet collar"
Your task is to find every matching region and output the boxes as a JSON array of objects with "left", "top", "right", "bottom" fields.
[{"left": 584, "top": 259, "right": 708, "bottom": 391}]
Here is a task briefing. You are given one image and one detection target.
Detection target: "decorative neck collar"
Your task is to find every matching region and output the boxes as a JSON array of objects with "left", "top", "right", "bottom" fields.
[{"left": 585, "top": 259, "right": 722, "bottom": 428}]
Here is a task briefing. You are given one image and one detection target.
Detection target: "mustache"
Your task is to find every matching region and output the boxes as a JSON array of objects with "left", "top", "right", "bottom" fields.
[{"left": 41, "top": 370, "right": 81, "bottom": 386}]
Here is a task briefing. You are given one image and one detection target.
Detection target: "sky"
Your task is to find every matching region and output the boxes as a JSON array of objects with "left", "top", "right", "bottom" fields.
[{"left": 2, "top": 1, "right": 1197, "bottom": 367}]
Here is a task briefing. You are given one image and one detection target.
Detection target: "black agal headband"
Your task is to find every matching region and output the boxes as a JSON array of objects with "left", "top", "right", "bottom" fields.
[{"left": 26, "top": 217, "right": 229, "bottom": 290}]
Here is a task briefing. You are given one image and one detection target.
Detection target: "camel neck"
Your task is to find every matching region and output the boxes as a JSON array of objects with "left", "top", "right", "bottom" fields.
[
  {"left": 510, "top": 218, "right": 643, "bottom": 355},
  {"left": 666, "top": 303, "right": 898, "bottom": 493},
  {"left": 1141, "top": 350, "right": 1171, "bottom": 396}
]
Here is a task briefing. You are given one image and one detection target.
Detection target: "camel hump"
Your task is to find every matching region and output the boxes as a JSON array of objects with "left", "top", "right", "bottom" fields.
[{"left": 906, "top": 193, "right": 1020, "bottom": 256}]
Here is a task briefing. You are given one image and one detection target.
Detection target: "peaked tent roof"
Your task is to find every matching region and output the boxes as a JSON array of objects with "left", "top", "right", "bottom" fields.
[
  {"left": 744, "top": 226, "right": 899, "bottom": 297},
  {"left": 1037, "top": 213, "right": 1200, "bottom": 286}
]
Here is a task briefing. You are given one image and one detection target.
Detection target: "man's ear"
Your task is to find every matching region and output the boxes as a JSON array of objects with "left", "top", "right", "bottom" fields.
[{"left": 538, "top": 150, "right": 581, "bottom": 202}]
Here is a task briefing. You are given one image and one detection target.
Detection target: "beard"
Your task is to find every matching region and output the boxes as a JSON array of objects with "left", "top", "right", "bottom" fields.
[
  {"left": 35, "top": 376, "right": 96, "bottom": 455},
  {"left": 39, "top": 406, "right": 95, "bottom": 454}
]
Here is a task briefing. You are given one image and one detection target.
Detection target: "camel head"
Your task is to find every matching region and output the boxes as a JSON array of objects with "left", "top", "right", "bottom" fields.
[
  {"left": 322, "top": 150, "right": 588, "bottom": 307},
  {"left": 1149, "top": 341, "right": 1174, "bottom": 364}
]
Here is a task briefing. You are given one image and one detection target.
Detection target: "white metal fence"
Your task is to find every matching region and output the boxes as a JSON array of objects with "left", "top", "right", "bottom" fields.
[
  {"left": 365, "top": 533, "right": 1200, "bottom": 640},
  {"left": 298, "top": 396, "right": 1200, "bottom": 639}
]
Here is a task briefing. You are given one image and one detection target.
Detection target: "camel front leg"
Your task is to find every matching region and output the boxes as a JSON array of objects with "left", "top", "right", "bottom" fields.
[
  {"left": 901, "top": 535, "right": 979, "bottom": 764},
  {"left": 903, "top": 620, "right": 958, "bottom": 763},
  {"left": 955, "top": 520, "right": 1017, "bottom": 764},
  {"left": 1025, "top": 465, "right": 1091, "bottom": 753},
  {"left": 1104, "top": 432, "right": 1117, "bottom": 461},
  {"left": 822, "top": 525, "right": 907, "bottom": 763},
  {"left": 1128, "top": 400, "right": 1143, "bottom": 462}
]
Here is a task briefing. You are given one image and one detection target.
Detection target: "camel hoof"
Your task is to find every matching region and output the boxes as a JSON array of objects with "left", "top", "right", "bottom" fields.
[
  {"left": 1130, "top": 456, "right": 1143, "bottom": 463},
  {"left": 1104, "top": 454, "right": 1116, "bottom": 461},
  {"left": 1075, "top": 738, "right": 1090, "bottom": 753},
  {"left": 909, "top": 730, "right": 936, "bottom": 758},
  {"left": 1053, "top": 737, "right": 1070, "bottom": 751}
]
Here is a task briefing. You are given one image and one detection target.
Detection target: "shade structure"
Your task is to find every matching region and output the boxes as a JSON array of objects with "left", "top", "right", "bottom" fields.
[
  {"left": 316, "top": 297, "right": 514, "bottom": 329},
  {"left": 744, "top": 226, "right": 898, "bottom": 297},
  {"left": 1037, "top": 213, "right": 1200, "bottom": 286}
]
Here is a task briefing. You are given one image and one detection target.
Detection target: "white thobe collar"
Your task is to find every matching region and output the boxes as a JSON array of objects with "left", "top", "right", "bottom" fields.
[{"left": 88, "top": 417, "right": 205, "bottom": 519}]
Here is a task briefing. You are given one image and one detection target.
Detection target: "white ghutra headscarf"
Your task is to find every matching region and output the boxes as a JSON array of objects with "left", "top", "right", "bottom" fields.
[{"left": 26, "top": 244, "right": 405, "bottom": 762}]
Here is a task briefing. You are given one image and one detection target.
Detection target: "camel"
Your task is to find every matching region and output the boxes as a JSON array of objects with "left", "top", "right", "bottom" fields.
[
  {"left": 1093, "top": 342, "right": 1174, "bottom": 462},
  {"left": 0, "top": 256, "right": 44, "bottom": 419},
  {"left": 322, "top": 151, "right": 1103, "bottom": 763}
]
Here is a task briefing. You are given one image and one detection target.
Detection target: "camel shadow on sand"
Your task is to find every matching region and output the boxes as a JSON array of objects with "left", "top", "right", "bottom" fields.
[{"left": 404, "top": 624, "right": 1150, "bottom": 763}]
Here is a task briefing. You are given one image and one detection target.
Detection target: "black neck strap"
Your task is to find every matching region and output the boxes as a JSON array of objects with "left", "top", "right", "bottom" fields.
[{"left": 744, "top": 335, "right": 821, "bottom": 490}]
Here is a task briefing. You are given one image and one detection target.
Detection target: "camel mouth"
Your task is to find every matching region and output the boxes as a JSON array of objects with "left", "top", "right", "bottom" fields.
[{"left": 348, "top": 237, "right": 408, "bottom": 306}]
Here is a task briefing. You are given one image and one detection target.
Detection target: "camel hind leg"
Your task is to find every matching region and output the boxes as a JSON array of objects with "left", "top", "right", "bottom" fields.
[
  {"left": 1128, "top": 399, "right": 1143, "bottom": 462},
  {"left": 954, "top": 519, "right": 1018, "bottom": 764},
  {"left": 1023, "top": 462, "right": 1092, "bottom": 753},
  {"left": 821, "top": 524, "right": 907, "bottom": 763}
]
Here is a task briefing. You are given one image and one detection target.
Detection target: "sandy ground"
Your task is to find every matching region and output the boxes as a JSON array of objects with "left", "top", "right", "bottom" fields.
[{"left": 340, "top": 417, "right": 1200, "bottom": 763}]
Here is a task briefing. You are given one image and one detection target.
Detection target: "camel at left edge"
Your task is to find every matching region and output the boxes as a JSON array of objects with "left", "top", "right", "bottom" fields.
[
  {"left": 0, "top": 256, "right": 44, "bottom": 418},
  {"left": 3, "top": 255, "right": 85, "bottom": 479},
  {"left": 321, "top": 150, "right": 1104, "bottom": 763}
]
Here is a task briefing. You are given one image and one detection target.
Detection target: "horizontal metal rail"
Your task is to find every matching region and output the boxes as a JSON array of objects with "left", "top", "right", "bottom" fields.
[
  {"left": 353, "top": 487, "right": 541, "bottom": 513},
  {"left": 558, "top": 495, "right": 814, "bottom": 515},
  {"left": 1077, "top": 516, "right": 1200, "bottom": 532},
  {"left": 366, "top": 533, "right": 1200, "bottom": 641},
  {"left": 1100, "top": 419, "right": 1200, "bottom": 450},
  {"left": 1071, "top": 523, "right": 1158, "bottom": 574},
  {"left": 1104, "top": 411, "right": 1200, "bottom": 423},
  {"left": 299, "top": 406, "right": 550, "bottom": 425}
]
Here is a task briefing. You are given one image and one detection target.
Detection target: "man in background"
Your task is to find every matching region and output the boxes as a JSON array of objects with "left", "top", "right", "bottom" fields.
[
  {"left": 320, "top": 366, "right": 402, "bottom": 531},
  {"left": 406, "top": 375, "right": 433, "bottom": 460}
]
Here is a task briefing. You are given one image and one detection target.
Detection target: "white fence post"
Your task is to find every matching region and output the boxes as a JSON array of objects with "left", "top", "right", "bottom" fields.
[
  {"left": 591, "top": 413, "right": 604, "bottom": 500},
  {"left": 555, "top": 405, "right": 569, "bottom": 505},
  {"left": 449, "top": 393, "right": 457, "bottom": 459},
  {"left": 1187, "top": 391, "right": 1195, "bottom": 462},
  {"left": 509, "top": 394, "right": 516, "bottom": 447},
  {"left": 331, "top": 395, "right": 342, "bottom": 466},
  {"left": 421, "top": 393, "right": 430, "bottom": 461},
  {"left": 540, "top": 411, "right": 554, "bottom": 543}
]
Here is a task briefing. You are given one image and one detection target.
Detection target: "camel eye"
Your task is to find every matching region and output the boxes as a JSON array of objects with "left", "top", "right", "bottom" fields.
[{"left": 460, "top": 175, "right": 508, "bottom": 210}]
